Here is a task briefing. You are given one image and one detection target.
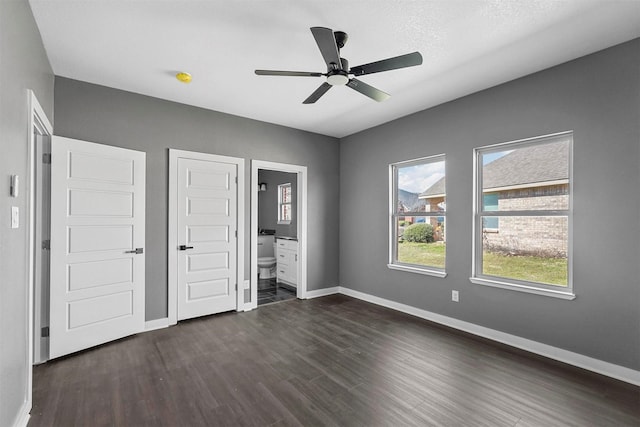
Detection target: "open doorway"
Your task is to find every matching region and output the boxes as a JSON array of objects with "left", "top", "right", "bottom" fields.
[{"left": 249, "top": 160, "right": 307, "bottom": 310}]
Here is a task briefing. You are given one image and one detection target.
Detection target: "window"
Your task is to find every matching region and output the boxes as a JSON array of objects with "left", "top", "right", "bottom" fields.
[
  {"left": 471, "top": 132, "right": 573, "bottom": 299},
  {"left": 278, "top": 183, "right": 292, "bottom": 224},
  {"left": 389, "top": 155, "right": 446, "bottom": 277}
]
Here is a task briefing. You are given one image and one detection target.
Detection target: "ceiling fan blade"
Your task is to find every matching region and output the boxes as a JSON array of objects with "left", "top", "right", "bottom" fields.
[
  {"left": 350, "top": 52, "right": 423, "bottom": 76},
  {"left": 346, "top": 79, "right": 390, "bottom": 102},
  {"left": 310, "top": 27, "right": 342, "bottom": 70},
  {"left": 303, "top": 82, "right": 332, "bottom": 104},
  {"left": 255, "top": 70, "right": 323, "bottom": 77}
]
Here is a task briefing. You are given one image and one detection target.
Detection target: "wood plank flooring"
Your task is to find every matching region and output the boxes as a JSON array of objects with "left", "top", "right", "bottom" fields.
[{"left": 29, "top": 295, "right": 639, "bottom": 426}]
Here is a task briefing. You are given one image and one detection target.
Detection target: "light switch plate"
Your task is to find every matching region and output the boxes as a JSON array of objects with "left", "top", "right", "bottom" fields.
[{"left": 11, "top": 206, "right": 19, "bottom": 228}]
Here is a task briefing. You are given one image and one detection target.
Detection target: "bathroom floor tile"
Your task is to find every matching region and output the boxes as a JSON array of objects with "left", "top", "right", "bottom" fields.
[{"left": 258, "top": 279, "right": 297, "bottom": 306}]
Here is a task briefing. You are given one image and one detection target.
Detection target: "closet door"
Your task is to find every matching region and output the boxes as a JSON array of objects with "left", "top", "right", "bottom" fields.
[
  {"left": 49, "top": 136, "right": 145, "bottom": 359},
  {"left": 176, "top": 157, "right": 238, "bottom": 320}
]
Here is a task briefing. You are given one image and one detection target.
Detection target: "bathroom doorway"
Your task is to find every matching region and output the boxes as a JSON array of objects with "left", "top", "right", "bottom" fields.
[{"left": 250, "top": 160, "right": 307, "bottom": 310}]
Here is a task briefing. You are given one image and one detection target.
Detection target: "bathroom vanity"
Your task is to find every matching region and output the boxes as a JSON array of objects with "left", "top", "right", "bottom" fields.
[{"left": 276, "top": 237, "right": 298, "bottom": 287}]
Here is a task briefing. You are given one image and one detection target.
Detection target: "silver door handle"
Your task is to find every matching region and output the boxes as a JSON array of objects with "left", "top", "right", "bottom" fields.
[{"left": 125, "top": 248, "right": 144, "bottom": 254}]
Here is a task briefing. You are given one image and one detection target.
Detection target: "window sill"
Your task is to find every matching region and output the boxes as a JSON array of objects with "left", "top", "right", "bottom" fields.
[
  {"left": 277, "top": 221, "right": 291, "bottom": 225},
  {"left": 388, "top": 263, "right": 447, "bottom": 278},
  {"left": 469, "top": 277, "right": 575, "bottom": 300}
]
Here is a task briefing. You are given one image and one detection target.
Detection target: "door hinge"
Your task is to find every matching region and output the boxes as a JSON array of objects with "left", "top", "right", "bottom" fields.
[
  {"left": 235, "top": 176, "right": 238, "bottom": 184},
  {"left": 235, "top": 283, "right": 237, "bottom": 291},
  {"left": 235, "top": 230, "right": 237, "bottom": 238},
  {"left": 42, "top": 240, "right": 50, "bottom": 250},
  {"left": 42, "top": 153, "right": 51, "bottom": 164},
  {"left": 41, "top": 326, "right": 49, "bottom": 338}
]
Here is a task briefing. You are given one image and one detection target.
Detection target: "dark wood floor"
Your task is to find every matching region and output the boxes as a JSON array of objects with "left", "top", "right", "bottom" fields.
[{"left": 29, "top": 295, "right": 639, "bottom": 426}]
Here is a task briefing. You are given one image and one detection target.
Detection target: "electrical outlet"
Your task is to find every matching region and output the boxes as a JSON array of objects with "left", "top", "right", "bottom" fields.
[{"left": 451, "top": 290, "right": 459, "bottom": 302}]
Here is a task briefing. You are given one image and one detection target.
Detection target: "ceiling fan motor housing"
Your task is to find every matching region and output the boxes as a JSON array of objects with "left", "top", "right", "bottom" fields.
[{"left": 334, "top": 31, "right": 348, "bottom": 49}]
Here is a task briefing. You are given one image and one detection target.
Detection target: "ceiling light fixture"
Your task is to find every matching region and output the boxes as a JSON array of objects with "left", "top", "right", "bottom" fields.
[{"left": 176, "top": 72, "right": 192, "bottom": 83}]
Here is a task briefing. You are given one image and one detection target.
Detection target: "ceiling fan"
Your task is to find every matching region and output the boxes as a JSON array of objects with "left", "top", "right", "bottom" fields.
[{"left": 255, "top": 27, "right": 423, "bottom": 104}]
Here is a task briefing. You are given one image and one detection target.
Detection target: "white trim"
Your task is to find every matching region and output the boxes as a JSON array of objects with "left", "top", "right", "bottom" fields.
[
  {"left": 483, "top": 179, "right": 568, "bottom": 193},
  {"left": 276, "top": 182, "right": 292, "bottom": 225},
  {"left": 304, "top": 287, "right": 339, "bottom": 299},
  {"left": 338, "top": 286, "right": 639, "bottom": 386},
  {"left": 472, "top": 132, "right": 574, "bottom": 295},
  {"left": 12, "top": 404, "right": 30, "bottom": 427},
  {"left": 145, "top": 318, "right": 170, "bottom": 332},
  {"left": 389, "top": 154, "right": 447, "bottom": 274},
  {"left": 387, "top": 263, "right": 447, "bottom": 278},
  {"left": 26, "top": 90, "right": 53, "bottom": 423},
  {"left": 477, "top": 130, "right": 573, "bottom": 153},
  {"left": 168, "top": 149, "right": 245, "bottom": 325},
  {"left": 251, "top": 160, "right": 308, "bottom": 310},
  {"left": 470, "top": 277, "right": 575, "bottom": 300},
  {"left": 418, "top": 192, "right": 445, "bottom": 200}
]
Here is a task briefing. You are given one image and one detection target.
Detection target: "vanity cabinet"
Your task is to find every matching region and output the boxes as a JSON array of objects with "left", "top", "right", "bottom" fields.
[{"left": 276, "top": 238, "right": 298, "bottom": 287}]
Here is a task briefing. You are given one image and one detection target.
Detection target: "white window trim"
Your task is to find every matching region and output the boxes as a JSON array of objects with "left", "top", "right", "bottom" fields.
[
  {"left": 470, "top": 131, "right": 574, "bottom": 299},
  {"left": 277, "top": 182, "right": 292, "bottom": 224},
  {"left": 389, "top": 154, "right": 447, "bottom": 278}
]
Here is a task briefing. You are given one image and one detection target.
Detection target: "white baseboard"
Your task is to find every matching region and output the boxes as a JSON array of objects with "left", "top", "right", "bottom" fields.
[
  {"left": 12, "top": 403, "right": 30, "bottom": 427},
  {"left": 242, "top": 302, "right": 257, "bottom": 312},
  {"left": 338, "top": 286, "right": 640, "bottom": 386},
  {"left": 144, "top": 318, "right": 170, "bottom": 332},
  {"left": 304, "top": 286, "right": 339, "bottom": 299}
]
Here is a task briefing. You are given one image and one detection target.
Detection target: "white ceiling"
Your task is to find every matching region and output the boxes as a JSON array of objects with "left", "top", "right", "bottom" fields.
[{"left": 29, "top": 0, "right": 640, "bottom": 138}]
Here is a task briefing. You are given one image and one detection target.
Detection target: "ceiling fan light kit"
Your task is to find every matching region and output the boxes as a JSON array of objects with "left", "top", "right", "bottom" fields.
[{"left": 255, "top": 27, "right": 423, "bottom": 104}]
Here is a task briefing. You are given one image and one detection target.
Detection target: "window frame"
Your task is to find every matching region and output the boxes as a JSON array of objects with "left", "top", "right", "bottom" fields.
[
  {"left": 277, "top": 182, "right": 292, "bottom": 224},
  {"left": 470, "top": 131, "right": 574, "bottom": 299},
  {"left": 388, "top": 154, "right": 447, "bottom": 278}
]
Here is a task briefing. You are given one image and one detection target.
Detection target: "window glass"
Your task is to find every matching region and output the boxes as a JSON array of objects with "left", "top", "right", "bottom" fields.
[
  {"left": 390, "top": 156, "right": 446, "bottom": 275},
  {"left": 473, "top": 133, "right": 572, "bottom": 295},
  {"left": 278, "top": 183, "right": 292, "bottom": 223}
]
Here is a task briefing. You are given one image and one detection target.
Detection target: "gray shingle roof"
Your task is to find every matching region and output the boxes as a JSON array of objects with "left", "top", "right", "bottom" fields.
[
  {"left": 482, "top": 141, "right": 569, "bottom": 190},
  {"left": 419, "top": 177, "right": 445, "bottom": 198},
  {"left": 419, "top": 140, "right": 569, "bottom": 197}
]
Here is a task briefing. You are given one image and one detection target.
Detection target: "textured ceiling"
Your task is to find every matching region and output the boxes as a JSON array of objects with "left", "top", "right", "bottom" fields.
[{"left": 29, "top": 0, "right": 640, "bottom": 138}]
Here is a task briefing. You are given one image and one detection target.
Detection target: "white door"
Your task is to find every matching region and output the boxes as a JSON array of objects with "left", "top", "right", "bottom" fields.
[
  {"left": 49, "top": 136, "right": 145, "bottom": 359},
  {"left": 177, "top": 158, "right": 237, "bottom": 320}
]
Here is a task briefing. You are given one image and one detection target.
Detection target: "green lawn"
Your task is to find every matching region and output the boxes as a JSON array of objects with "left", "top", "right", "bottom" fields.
[
  {"left": 397, "top": 242, "right": 446, "bottom": 269},
  {"left": 397, "top": 241, "right": 567, "bottom": 286},
  {"left": 482, "top": 251, "right": 568, "bottom": 286}
]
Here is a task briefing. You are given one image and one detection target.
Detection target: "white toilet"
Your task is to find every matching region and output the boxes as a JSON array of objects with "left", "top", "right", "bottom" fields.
[{"left": 257, "top": 235, "right": 277, "bottom": 279}]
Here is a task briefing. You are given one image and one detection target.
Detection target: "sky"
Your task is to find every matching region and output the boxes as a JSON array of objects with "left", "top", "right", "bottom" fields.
[
  {"left": 398, "top": 151, "right": 509, "bottom": 194},
  {"left": 398, "top": 160, "right": 445, "bottom": 194}
]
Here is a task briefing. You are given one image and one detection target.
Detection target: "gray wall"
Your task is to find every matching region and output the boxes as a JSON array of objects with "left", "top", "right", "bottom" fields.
[
  {"left": 339, "top": 39, "right": 640, "bottom": 370},
  {"left": 258, "top": 169, "right": 297, "bottom": 238},
  {"left": 53, "top": 77, "right": 340, "bottom": 321},
  {"left": 0, "top": 0, "right": 54, "bottom": 425}
]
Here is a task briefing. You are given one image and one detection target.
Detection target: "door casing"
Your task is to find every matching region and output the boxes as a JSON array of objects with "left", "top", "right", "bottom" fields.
[
  {"left": 27, "top": 90, "right": 53, "bottom": 416},
  {"left": 168, "top": 149, "right": 245, "bottom": 324}
]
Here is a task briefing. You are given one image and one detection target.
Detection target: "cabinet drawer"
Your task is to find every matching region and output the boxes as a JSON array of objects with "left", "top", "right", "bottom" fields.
[
  {"left": 276, "top": 239, "right": 298, "bottom": 250},
  {"left": 277, "top": 251, "right": 291, "bottom": 264},
  {"left": 277, "top": 264, "right": 291, "bottom": 277}
]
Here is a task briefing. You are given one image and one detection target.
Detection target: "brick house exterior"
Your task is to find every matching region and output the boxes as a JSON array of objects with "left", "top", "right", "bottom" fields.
[{"left": 419, "top": 141, "right": 569, "bottom": 256}]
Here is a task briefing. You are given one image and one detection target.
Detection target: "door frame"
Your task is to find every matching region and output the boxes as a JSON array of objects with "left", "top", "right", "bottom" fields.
[
  {"left": 168, "top": 149, "right": 245, "bottom": 325},
  {"left": 27, "top": 90, "right": 53, "bottom": 415},
  {"left": 250, "top": 160, "right": 308, "bottom": 310}
]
